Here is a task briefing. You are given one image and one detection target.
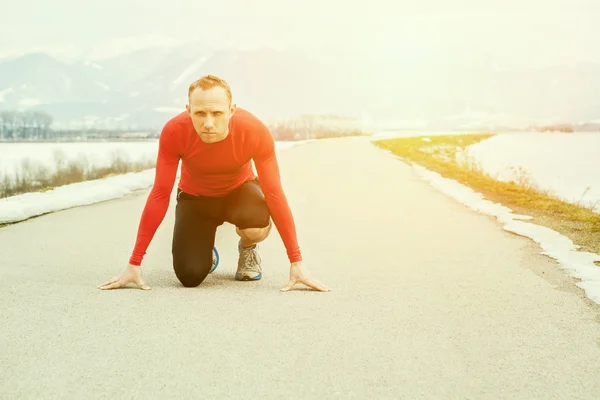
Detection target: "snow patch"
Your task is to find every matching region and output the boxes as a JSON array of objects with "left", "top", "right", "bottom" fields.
[
  {"left": 0, "top": 140, "right": 312, "bottom": 225},
  {"left": 114, "top": 113, "right": 130, "bottom": 122},
  {"left": 83, "top": 60, "right": 104, "bottom": 70},
  {"left": 171, "top": 54, "right": 212, "bottom": 88},
  {"left": 0, "top": 171, "right": 157, "bottom": 224},
  {"left": 18, "top": 98, "right": 42, "bottom": 107},
  {"left": 0, "top": 87, "right": 15, "bottom": 101},
  {"left": 95, "top": 82, "right": 110, "bottom": 91},
  {"left": 466, "top": 133, "right": 600, "bottom": 213},
  {"left": 406, "top": 161, "right": 600, "bottom": 305}
]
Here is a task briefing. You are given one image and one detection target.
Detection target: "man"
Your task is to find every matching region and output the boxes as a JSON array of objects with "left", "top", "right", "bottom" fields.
[{"left": 98, "top": 75, "right": 330, "bottom": 292}]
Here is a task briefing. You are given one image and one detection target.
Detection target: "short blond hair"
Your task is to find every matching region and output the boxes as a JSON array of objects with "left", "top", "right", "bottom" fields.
[{"left": 188, "top": 75, "right": 232, "bottom": 103}]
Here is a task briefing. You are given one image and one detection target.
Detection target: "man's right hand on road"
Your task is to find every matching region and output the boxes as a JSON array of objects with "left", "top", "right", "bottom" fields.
[{"left": 98, "top": 264, "right": 151, "bottom": 290}]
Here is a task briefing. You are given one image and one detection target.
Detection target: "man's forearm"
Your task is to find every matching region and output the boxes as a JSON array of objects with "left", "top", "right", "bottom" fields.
[
  {"left": 263, "top": 191, "right": 302, "bottom": 263},
  {"left": 129, "top": 189, "right": 172, "bottom": 265}
]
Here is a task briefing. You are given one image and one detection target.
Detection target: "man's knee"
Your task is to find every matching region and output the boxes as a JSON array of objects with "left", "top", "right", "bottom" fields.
[
  {"left": 237, "top": 219, "right": 272, "bottom": 241},
  {"left": 173, "top": 259, "right": 211, "bottom": 287},
  {"left": 175, "top": 269, "right": 209, "bottom": 287},
  {"left": 232, "top": 205, "right": 270, "bottom": 231}
]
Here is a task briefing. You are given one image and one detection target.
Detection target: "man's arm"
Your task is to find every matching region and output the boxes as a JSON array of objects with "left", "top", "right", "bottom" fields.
[
  {"left": 252, "top": 127, "right": 302, "bottom": 264},
  {"left": 128, "top": 123, "right": 180, "bottom": 266},
  {"left": 252, "top": 125, "right": 330, "bottom": 292}
]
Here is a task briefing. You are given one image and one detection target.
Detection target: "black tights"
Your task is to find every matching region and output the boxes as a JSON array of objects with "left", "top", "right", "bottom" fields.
[{"left": 172, "top": 179, "right": 271, "bottom": 287}]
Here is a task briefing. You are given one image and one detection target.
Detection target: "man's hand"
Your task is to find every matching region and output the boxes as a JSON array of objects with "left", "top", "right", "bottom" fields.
[
  {"left": 98, "top": 264, "right": 151, "bottom": 290},
  {"left": 280, "top": 262, "right": 331, "bottom": 292}
]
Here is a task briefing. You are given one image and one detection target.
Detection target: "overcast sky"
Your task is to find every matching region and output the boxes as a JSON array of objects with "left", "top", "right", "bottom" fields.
[{"left": 1, "top": 0, "right": 598, "bottom": 66}]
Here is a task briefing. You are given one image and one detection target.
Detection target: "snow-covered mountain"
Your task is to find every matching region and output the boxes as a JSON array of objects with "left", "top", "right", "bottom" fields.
[{"left": 1, "top": 45, "right": 599, "bottom": 131}]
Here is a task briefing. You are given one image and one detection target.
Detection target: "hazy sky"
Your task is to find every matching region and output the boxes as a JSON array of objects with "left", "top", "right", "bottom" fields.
[{"left": 1, "top": 0, "right": 599, "bottom": 66}]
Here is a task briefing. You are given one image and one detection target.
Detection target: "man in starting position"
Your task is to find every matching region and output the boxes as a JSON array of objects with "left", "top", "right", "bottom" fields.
[{"left": 98, "top": 75, "right": 330, "bottom": 292}]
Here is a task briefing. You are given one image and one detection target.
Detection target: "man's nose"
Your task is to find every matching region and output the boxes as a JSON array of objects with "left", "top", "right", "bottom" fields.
[{"left": 204, "top": 117, "right": 214, "bottom": 130}]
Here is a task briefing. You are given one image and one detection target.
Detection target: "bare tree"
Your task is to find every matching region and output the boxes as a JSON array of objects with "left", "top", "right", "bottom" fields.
[{"left": 0, "top": 110, "right": 54, "bottom": 140}]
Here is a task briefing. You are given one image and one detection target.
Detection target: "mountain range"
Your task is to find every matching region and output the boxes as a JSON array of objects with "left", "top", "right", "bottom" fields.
[{"left": 1, "top": 43, "right": 599, "bottom": 131}]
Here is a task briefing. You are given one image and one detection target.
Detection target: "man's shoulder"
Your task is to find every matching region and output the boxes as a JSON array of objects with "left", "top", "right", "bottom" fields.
[
  {"left": 232, "top": 108, "right": 275, "bottom": 158},
  {"left": 164, "top": 110, "right": 193, "bottom": 131},
  {"left": 232, "top": 107, "right": 271, "bottom": 139},
  {"left": 232, "top": 107, "right": 267, "bottom": 127},
  {"left": 158, "top": 111, "right": 192, "bottom": 154}
]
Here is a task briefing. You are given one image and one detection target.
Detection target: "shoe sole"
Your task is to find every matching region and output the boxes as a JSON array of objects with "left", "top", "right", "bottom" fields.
[
  {"left": 235, "top": 272, "right": 262, "bottom": 281},
  {"left": 209, "top": 247, "right": 219, "bottom": 273}
]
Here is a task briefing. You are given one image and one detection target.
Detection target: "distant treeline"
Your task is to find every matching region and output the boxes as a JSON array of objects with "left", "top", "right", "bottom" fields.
[
  {"left": 0, "top": 110, "right": 54, "bottom": 140},
  {"left": 0, "top": 109, "right": 371, "bottom": 142},
  {"left": 0, "top": 109, "right": 159, "bottom": 141},
  {"left": 533, "top": 123, "right": 600, "bottom": 133},
  {"left": 267, "top": 114, "right": 371, "bottom": 140}
]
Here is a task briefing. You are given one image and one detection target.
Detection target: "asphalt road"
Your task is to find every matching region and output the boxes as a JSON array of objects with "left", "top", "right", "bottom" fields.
[{"left": 1, "top": 136, "right": 599, "bottom": 399}]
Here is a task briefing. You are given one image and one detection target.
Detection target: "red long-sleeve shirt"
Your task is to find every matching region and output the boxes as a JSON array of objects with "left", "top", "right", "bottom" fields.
[{"left": 128, "top": 107, "right": 301, "bottom": 266}]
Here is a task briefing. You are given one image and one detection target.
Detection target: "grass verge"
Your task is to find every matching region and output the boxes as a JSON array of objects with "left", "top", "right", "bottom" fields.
[
  {"left": 374, "top": 133, "right": 600, "bottom": 257},
  {"left": 0, "top": 149, "right": 156, "bottom": 198}
]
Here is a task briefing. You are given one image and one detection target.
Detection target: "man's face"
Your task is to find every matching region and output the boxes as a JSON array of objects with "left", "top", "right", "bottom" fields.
[{"left": 186, "top": 86, "right": 236, "bottom": 144}]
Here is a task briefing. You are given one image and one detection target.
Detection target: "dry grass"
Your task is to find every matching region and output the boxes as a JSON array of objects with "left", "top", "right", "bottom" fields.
[
  {"left": 0, "top": 149, "right": 155, "bottom": 198},
  {"left": 374, "top": 133, "right": 600, "bottom": 256}
]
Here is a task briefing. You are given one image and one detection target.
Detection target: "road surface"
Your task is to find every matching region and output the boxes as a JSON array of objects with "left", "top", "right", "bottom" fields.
[{"left": 1, "top": 136, "right": 599, "bottom": 399}]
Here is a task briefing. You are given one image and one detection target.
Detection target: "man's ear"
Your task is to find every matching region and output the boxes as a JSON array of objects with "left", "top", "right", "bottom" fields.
[
  {"left": 186, "top": 104, "right": 191, "bottom": 114},
  {"left": 230, "top": 103, "right": 237, "bottom": 114}
]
